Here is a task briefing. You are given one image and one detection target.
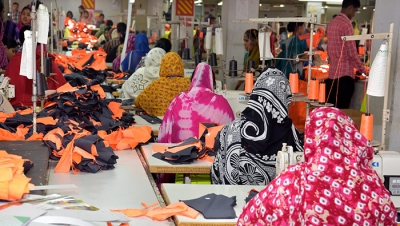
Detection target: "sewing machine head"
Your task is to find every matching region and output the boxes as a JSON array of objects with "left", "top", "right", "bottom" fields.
[
  {"left": 221, "top": 90, "right": 248, "bottom": 118},
  {"left": 372, "top": 151, "right": 400, "bottom": 208},
  {"left": 0, "top": 77, "right": 15, "bottom": 113}
]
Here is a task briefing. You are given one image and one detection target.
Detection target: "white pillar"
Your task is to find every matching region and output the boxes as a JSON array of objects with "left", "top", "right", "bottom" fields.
[
  {"left": 371, "top": 0, "right": 400, "bottom": 151},
  {"left": 222, "top": 0, "right": 259, "bottom": 88}
]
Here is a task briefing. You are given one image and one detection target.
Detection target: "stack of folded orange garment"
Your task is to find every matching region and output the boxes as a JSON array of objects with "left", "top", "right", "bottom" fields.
[{"left": 0, "top": 151, "right": 34, "bottom": 201}]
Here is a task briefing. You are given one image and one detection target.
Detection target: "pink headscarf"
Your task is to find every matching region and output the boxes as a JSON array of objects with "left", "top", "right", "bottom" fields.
[
  {"left": 158, "top": 63, "right": 235, "bottom": 143},
  {"left": 238, "top": 107, "right": 397, "bottom": 226},
  {"left": 0, "top": 18, "right": 9, "bottom": 70},
  {"left": 112, "top": 33, "right": 136, "bottom": 71},
  {"left": 17, "top": 5, "right": 32, "bottom": 30}
]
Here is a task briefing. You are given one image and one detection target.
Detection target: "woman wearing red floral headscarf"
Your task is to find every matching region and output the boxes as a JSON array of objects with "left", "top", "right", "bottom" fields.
[{"left": 237, "top": 107, "right": 397, "bottom": 226}]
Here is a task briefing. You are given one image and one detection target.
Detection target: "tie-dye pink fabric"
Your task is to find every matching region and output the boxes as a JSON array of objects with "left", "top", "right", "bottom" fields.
[
  {"left": 158, "top": 63, "right": 235, "bottom": 143},
  {"left": 237, "top": 107, "right": 397, "bottom": 226}
]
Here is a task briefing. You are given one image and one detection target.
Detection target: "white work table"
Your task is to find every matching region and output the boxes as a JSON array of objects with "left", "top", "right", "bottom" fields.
[
  {"left": 140, "top": 143, "right": 213, "bottom": 175},
  {"left": 47, "top": 149, "right": 171, "bottom": 226},
  {"left": 134, "top": 115, "right": 163, "bottom": 136},
  {"left": 161, "top": 184, "right": 266, "bottom": 226}
]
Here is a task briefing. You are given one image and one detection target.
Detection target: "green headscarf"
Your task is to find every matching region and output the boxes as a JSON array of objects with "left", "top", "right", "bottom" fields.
[{"left": 95, "top": 24, "right": 106, "bottom": 38}]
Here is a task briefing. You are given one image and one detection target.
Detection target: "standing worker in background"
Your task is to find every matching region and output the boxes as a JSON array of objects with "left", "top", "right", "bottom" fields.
[
  {"left": 326, "top": 0, "right": 368, "bottom": 109},
  {"left": 96, "top": 13, "right": 105, "bottom": 28},
  {"left": 78, "top": 5, "right": 85, "bottom": 22},
  {"left": 10, "top": 2, "right": 19, "bottom": 24}
]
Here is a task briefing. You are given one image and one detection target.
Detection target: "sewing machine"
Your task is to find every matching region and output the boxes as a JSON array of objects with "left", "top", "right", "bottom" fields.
[
  {"left": 220, "top": 90, "right": 248, "bottom": 118},
  {"left": 0, "top": 77, "right": 15, "bottom": 113},
  {"left": 372, "top": 151, "right": 400, "bottom": 208},
  {"left": 276, "top": 145, "right": 400, "bottom": 208},
  {"left": 275, "top": 143, "right": 304, "bottom": 176}
]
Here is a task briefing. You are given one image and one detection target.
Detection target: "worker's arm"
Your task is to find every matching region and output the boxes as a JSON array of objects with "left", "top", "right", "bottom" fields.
[{"left": 345, "top": 24, "right": 367, "bottom": 75}]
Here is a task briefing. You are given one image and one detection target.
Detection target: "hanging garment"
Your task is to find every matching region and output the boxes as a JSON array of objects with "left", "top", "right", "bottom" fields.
[
  {"left": 181, "top": 193, "right": 237, "bottom": 219},
  {"left": 237, "top": 107, "right": 397, "bottom": 226}
]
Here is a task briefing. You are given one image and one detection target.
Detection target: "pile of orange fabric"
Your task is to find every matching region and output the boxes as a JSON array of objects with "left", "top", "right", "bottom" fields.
[
  {"left": 54, "top": 49, "right": 108, "bottom": 75},
  {"left": 38, "top": 83, "right": 152, "bottom": 174},
  {"left": 64, "top": 18, "right": 98, "bottom": 48},
  {"left": 0, "top": 151, "right": 34, "bottom": 201}
]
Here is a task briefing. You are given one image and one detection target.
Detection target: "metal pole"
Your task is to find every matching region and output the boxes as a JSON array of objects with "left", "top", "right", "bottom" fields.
[
  {"left": 306, "top": 21, "right": 315, "bottom": 119},
  {"left": 380, "top": 23, "right": 394, "bottom": 151},
  {"left": 31, "top": 0, "right": 38, "bottom": 133},
  {"left": 50, "top": 0, "right": 53, "bottom": 54}
]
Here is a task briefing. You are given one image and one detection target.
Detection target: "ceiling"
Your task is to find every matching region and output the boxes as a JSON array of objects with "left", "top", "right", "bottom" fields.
[{"left": 199, "top": 0, "right": 375, "bottom": 6}]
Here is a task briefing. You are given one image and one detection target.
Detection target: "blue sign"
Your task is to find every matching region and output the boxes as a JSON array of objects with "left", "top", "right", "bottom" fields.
[{"left": 372, "top": 162, "right": 380, "bottom": 167}]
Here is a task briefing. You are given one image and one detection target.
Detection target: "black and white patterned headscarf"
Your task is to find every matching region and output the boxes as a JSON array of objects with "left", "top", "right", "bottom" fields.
[
  {"left": 241, "top": 68, "right": 303, "bottom": 156},
  {"left": 211, "top": 68, "right": 303, "bottom": 185}
]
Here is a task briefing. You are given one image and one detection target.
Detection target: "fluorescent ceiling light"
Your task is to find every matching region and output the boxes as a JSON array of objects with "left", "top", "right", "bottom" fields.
[
  {"left": 218, "top": 1, "right": 222, "bottom": 5},
  {"left": 194, "top": 0, "right": 202, "bottom": 3},
  {"left": 280, "top": 4, "right": 284, "bottom": 7}
]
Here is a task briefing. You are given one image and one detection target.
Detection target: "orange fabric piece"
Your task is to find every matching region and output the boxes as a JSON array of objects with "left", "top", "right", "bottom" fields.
[
  {"left": 36, "top": 117, "right": 58, "bottom": 125},
  {"left": 152, "top": 145, "right": 169, "bottom": 153},
  {"left": 105, "top": 126, "right": 152, "bottom": 151},
  {"left": 0, "top": 151, "right": 34, "bottom": 201},
  {"left": 111, "top": 202, "right": 199, "bottom": 221},
  {"left": 108, "top": 101, "right": 124, "bottom": 119},
  {"left": 0, "top": 112, "right": 16, "bottom": 122},
  {"left": 56, "top": 82, "right": 79, "bottom": 93},
  {"left": 89, "top": 84, "right": 106, "bottom": 99},
  {"left": 205, "top": 125, "right": 224, "bottom": 149}
]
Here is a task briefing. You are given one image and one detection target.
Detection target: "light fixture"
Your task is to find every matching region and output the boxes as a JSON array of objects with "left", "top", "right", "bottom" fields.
[
  {"left": 324, "top": 6, "right": 329, "bottom": 8},
  {"left": 259, "top": 4, "right": 262, "bottom": 7},
  {"left": 218, "top": 1, "right": 222, "bottom": 6},
  {"left": 280, "top": 4, "right": 284, "bottom": 7},
  {"left": 363, "top": 6, "right": 367, "bottom": 10},
  {"left": 194, "top": 0, "right": 202, "bottom": 3}
]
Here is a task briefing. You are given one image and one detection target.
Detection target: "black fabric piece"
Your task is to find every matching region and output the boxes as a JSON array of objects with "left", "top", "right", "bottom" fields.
[
  {"left": 106, "top": 45, "right": 118, "bottom": 63},
  {"left": 181, "top": 194, "right": 237, "bottom": 219},
  {"left": 199, "top": 122, "right": 218, "bottom": 144},
  {"left": 58, "top": 65, "right": 65, "bottom": 73},
  {"left": 121, "top": 99, "right": 134, "bottom": 106},
  {"left": 152, "top": 137, "right": 214, "bottom": 164},
  {"left": 140, "top": 115, "right": 163, "bottom": 124},
  {"left": 101, "top": 85, "right": 116, "bottom": 93},
  {"left": 245, "top": 190, "right": 259, "bottom": 203},
  {"left": 23, "top": 160, "right": 34, "bottom": 174},
  {"left": 65, "top": 73, "right": 88, "bottom": 86}
]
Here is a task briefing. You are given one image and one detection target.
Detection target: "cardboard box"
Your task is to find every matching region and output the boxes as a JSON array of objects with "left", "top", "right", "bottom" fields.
[{"left": 341, "top": 109, "right": 363, "bottom": 128}]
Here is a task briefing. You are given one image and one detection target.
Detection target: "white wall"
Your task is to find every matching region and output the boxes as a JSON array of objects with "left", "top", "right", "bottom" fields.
[
  {"left": 324, "top": 6, "right": 374, "bottom": 24},
  {"left": 372, "top": 0, "right": 400, "bottom": 151}
]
